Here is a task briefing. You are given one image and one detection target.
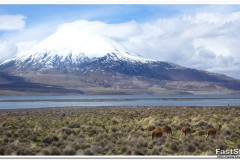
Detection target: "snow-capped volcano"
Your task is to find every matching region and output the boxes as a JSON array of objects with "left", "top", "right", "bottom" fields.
[
  {"left": 13, "top": 35, "right": 151, "bottom": 63},
  {"left": 0, "top": 20, "right": 235, "bottom": 81},
  {"left": 0, "top": 20, "right": 239, "bottom": 95},
  {"left": 5, "top": 20, "right": 153, "bottom": 66}
]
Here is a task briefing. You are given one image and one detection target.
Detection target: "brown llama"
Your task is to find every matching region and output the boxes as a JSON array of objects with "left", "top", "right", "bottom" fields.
[
  {"left": 181, "top": 126, "right": 195, "bottom": 137},
  {"left": 159, "top": 125, "right": 172, "bottom": 136},
  {"left": 205, "top": 124, "right": 222, "bottom": 140},
  {"left": 151, "top": 127, "right": 163, "bottom": 139}
]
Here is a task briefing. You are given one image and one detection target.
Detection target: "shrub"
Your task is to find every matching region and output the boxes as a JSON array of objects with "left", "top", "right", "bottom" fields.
[
  {"left": 31, "top": 135, "right": 39, "bottom": 142},
  {"left": 89, "top": 128, "right": 97, "bottom": 136},
  {"left": 96, "top": 139, "right": 108, "bottom": 148},
  {"left": 60, "top": 113, "right": 66, "bottom": 118},
  {"left": 111, "top": 127, "right": 118, "bottom": 133},
  {"left": 49, "top": 147, "right": 61, "bottom": 155},
  {"left": 185, "top": 144, "right": 196, "bottom": 153},
  {"left": 0, "top": 147, "right": 5, "bottom": 155},
  {"left": 147, "top": 125, "right": 155, "bottom": 131},
  {"left": 65, "top": 121, "right": 69, "bottom": 125},
  {"left": 52, "top": 135, "right": 59, "bottom": 141},
  {"left": 52, "top": 141, "right": 65, "bottom": 148},
  {"left": 237, "top": 143, "right": 240, "bottom": 148},
  {"left": 134, "top": 150, "right": 144, "bottom": 155},
  {"left": 68, "top": 123, "right": 80, "bottom": 128},
  {"left": 205, "top": 124, "right": 214, "bottom": 129},
  {"left": 222, "top": 118, "right": 228, "bottom": 122},
  {"left": 179, "top": 122, "right": 190, "bottom": 127},
  {"left": 169, "top": 142, "right": 178, "bottom": 152},
  {"left": 160, "top": 147, "right": 172, "bottom": 155},
  {"left": 225, "top": 135, "right": 231, "bottom": 141},
  {"left": 155, "top": 138, "right": 166, "bottom": 145},
  {"left": 152, "top": 146, "right": 162, "bottom": 155},
  {"left": 198, "top": 130, "right": 205, "bottom": 136},
  {"left": 172, "top": 123, "right": 181, "bottom": 130},
  {"left": 112, "top": 119, "right": 119, "bottom": 125},
  {"left": 230, "top": 133, "right": 239, "bottom": 140},
  {"left": 5, "top": 131, "right": 12, "bottom": 138},
  {"left": 16, "top": 148, "right": 35, "bottom": 155},
  {"left": 61, "top": 128, "right": 75, "bottom": 136},
  {"left": 42, "top": 137, "right": 53, "bottom": 145},
  {"left": 197, "top": 121, "right": 209, "bottom": 127},
  {"left": 62, "top": 134, "right": 68, "bottom": 140},
  {"left": 224, "top": 130, "right": 232, "bottom": 136},
  {"left": 217, "top": 142, "right": 227, "bottom": 150},
  {"left": 63, "top": 148, "right": 76, "bottom": 155},
  {"left": 83, "top": 149, "right": 94, "bottom": 155},
  {"left": 42, "top": 136, "right": 59, "bottom": 145},
  {"left": 1, "top": 145, "right": 14, "bottom": 155},
  {"left": 69, "top": 142, "right": 81, "bottom": 151},
  {"left": 155, "top": 120, "right": 166, "bottom": 126},
  {"left": 92, "top": 145, "right": 104, "bottom": 155},
  {"left": 121, "top": 146, "right": 128, "bottom": 153},
  {"left": 41, "top": 149, "right": 50, "bottom": 155},
  {"left": 3, "top": 137, "right": 10, "bottom": 144},
  {"left": 79, "top": 143, "right": 91, "bottom": 150},
  {"left": 193, "top": 141, "right": 201, "bottom": 147}
]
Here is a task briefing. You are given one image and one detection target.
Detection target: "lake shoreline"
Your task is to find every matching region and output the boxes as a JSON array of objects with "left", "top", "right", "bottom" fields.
[
  {"left": 0, "top": 97, "right": 239, "bottom": 103},
  {"left": 0, "top": 94, "right": 239, "bottom": 109},
  {"left": 0, "top": 105, "right": 239, "bottom": 112}
]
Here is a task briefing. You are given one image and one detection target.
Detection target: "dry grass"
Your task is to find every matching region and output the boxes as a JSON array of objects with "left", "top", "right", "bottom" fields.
[{"left": 0, "top": 106, "right": 239, "bottom": 155}]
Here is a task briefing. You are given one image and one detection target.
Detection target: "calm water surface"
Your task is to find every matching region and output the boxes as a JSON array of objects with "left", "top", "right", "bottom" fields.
[{"left": 0, "top": 94, "right": 239, "bottom": 109}]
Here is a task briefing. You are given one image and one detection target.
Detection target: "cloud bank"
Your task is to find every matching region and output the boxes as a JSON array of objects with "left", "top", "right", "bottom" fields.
[
  {"left": 121, "top": 12, "right": 240, "bottom": 79},
  {"left": 0, "top": 15, "right": 26, "bottom": 31},
  {"left": 0, "top": 41, "right": 18, "bottom": 62},
  {"left": 1, "top": 11, "right": 240, "bottom": 79}
]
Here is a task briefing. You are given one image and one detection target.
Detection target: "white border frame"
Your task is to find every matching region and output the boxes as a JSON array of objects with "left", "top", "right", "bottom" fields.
[
  {"left": 0, "top": 1, "right": 239, "bottom": 159},
  {"left": 0, "top": 0, "right": 239, "bottom": 4},
  {"left": 0, "top": 155, "right": 218, "bottom": 159}
]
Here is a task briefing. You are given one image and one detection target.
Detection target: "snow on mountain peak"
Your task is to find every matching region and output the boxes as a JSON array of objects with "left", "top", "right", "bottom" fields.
[{"left": 12, "top": 20, "right": 153, "bottom": 63}]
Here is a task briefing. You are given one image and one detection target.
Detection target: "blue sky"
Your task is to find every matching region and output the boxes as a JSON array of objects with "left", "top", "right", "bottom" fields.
[
  {"left": 0, "top": 5, "right": 187, "bottom": 38},
  {"left": 0, "top": 5, "right": 232, "bottom": 26},
  {"left": 0, "top": 4, "right": 240, "bottom": 79}
]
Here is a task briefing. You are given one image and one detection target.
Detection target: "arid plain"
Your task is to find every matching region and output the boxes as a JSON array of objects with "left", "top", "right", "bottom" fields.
[{"left": 0, "top": 106, "right": 239, "bottom": 155}]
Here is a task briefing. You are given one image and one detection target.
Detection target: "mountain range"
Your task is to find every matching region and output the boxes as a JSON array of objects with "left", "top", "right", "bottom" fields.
[{"left": 0, "top": 24, "right": 239, "bottom": 95}]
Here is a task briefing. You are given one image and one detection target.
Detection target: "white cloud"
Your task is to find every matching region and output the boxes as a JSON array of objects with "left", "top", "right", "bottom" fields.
[
  {"left": 57, "top": 20, "right": 141, "bottom": 41},
  {"left": 119, "top": 12, "right": 240, "bottom": 79},
  {"left": 0, "top": 18, "right": 59, "bottom": 63},
  {"left": 0, "top": 41, "right": 38, "bottom": 63},
  {"left": 0, "top": 15, "right": 26, "bottom": 31},
  {"left": 16, "top": 41, "right": 38, "bottom": 54},
  {"left": 0, "top": 41, "right": 18, "bottom": 62}
]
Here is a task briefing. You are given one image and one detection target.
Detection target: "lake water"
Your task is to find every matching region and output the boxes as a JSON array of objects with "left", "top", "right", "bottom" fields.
[{"left": 0, "top": 94, "right": 239, "bottom": 109}]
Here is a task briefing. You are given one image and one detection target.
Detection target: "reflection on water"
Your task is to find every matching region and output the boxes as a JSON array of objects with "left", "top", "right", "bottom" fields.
[{"left": 0, "top": 94, "right": 239, "bottom": 109}]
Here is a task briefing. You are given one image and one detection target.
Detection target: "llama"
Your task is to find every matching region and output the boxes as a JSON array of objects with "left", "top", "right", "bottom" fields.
[
  {"left": 181, "top": 126, "right": 195, "bottom": 137},
  {"left": 159, "top": 125, "right": 172, "bottom": 136},
  {"left": 205, "top": 124, "right": 222, "bottom": 140},
  {"left": 151, "top": 127, "right": 163, "bottom": 139}
]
